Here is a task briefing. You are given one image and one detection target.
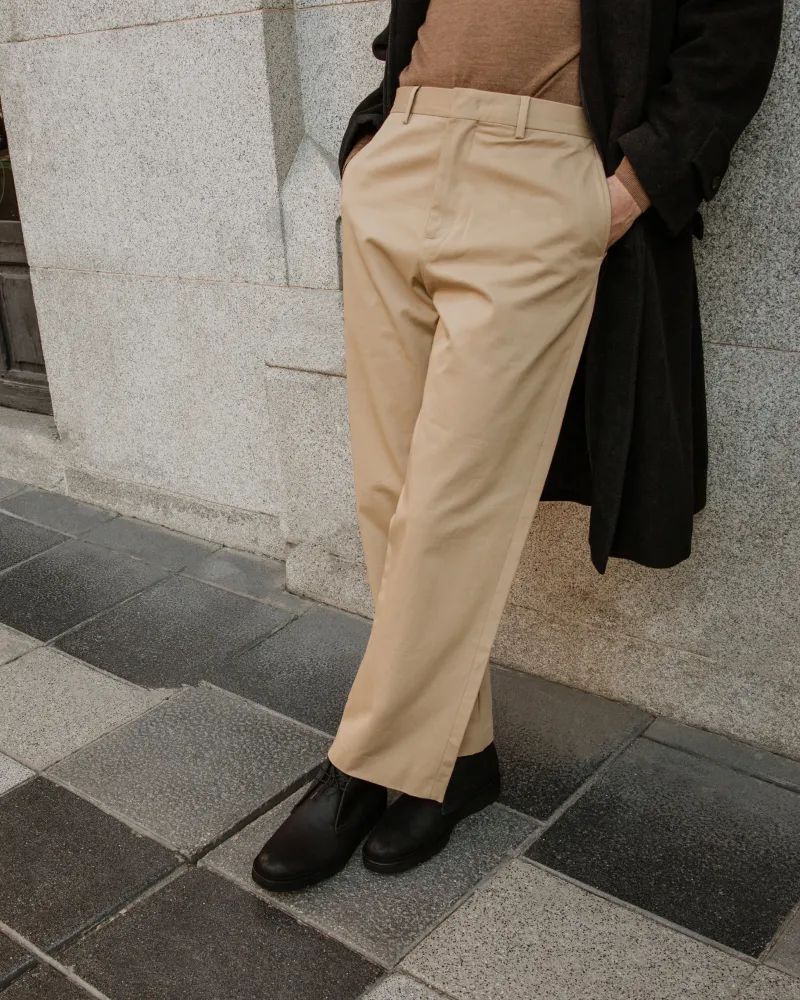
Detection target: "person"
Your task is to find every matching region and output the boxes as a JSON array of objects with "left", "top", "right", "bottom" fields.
[{"left": 252, "top": 0, "right": 783, "bottom": 892}]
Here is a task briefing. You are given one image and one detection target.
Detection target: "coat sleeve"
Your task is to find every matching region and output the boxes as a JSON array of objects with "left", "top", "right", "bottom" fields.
[
  {"left": 617, "top": 0, "right": 784, "bottom": 235},
  {"left": 337, "top": 22, "right": 390, "bottom": 176}
]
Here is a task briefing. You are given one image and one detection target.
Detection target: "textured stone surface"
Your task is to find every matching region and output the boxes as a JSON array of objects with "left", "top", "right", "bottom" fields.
[
  {"left": 0, "top": 754, "right": 34, "bottom": 796},
  {"left": 1, "top": 965, "right": 94, "bottom": 999},
  {"left": 205, "top": 788, "right": 534, "bottom": 964},
  {"left": 492, "top": 665, "right": 650, "bottom": 819},
  {"left": 0, "top": 489, "right": 114, "bottom": 537},
  {"left": 183, "top": 547, "right": 308, "bottom": 611},
  {"left": 403, "top": 861, "right": 752, "bottom": 1000},
  {"left": 226, "top": 604, "right": 369, "bottom": 733},
  {"left": 0, "top": 476, "right": 24, "bottom": 500},
  {"left": 0, "top": 625, "right": 39, "bottom": 665},
  {"left": 0, "top": 778, "right": 178, "bottom": 951},
  {"left": 0, "top": 512, "right": 65, "bottom": 571},
  {"left": 646, "top": 719, "right": 800, "bottom": 793},
  {"left": 527, "top": 739, "right": 800, "bottom": 956},
  {"left": 0, "top": 935, "right": 33, "bottom": 992},
  {"left": 0, "top": 14, "right": 284, "bottom": 282},
  {"left": 55, "top": 574, "right": 292, "bottom": 690},
  {"left": 769, "top": 909, "right": 800, "bottom": 979},
  {"left": 286, "top": 541, "right": 373, "bottom": 618},
  {"left": 0, "top": 409, "right": 63, "bottom": 490},
  {"left": 737, "top": 969, "right": 800, "bottom": 1000},
  {"left": 81, "top": 516, "right": 217, "bottom": 571},
  {"left": 359, "top": 977, "right": 445, "bottom": 1000},
  {"left": 0, "top": 539, "right": 167, "bottom": 641},
  {"left": 0, "top": 647, "right": 164, "bottom": 769},
  {"left": 50, "top": 685, "right": 330, "bottom": 856},
  {"left": 63, "top": 868, "right": 381, "bottom": 1000}
]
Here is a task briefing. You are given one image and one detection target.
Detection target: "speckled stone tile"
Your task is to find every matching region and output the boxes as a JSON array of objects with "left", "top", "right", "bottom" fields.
[
  {"left": 0, "top": 625, "right": 38, "bottom": 665},
  {"left": 737, "top": 969, "right": 800, "bottom": 1000},
  {"left": 359, "top": 976, "right": 446, "bottom": 1000},
  {"left": 62, "top": 867, "right": 381, "bottom": 1000},
  {"left": 0, "top": 512, "right": 66, "bottom": 571},
  {"left": 402, "top": 861, "right": 753, "bottom": 1000},
  {"left": 182, "top": 547, "right": 309, "bottom": 611},
  {"left": 220, "top": 605, "right": 370, "bottom": 733},
  {"left": 50, "top": 685, "right": 330, "bottom": 856},
  {"left": 0, "top": 539, "right": 167, "bottom": 641},
  {"left": 0, "top": 754, "right": 34, "bottom": 795},
  {"left": 205, "top": 787, "right": 534, "bottom": 964},
  {"left": 0, "top": 778, "right": 178, "bottom": 952},
  {"left": 646, "top": 719, "right": 800, "bottom": 793},
  {"left": 769, "top": 909, "right": 800, "bottom": 979},
  {"left": 1, "top": 965, "right": 95, "bottom": 999},
  {"left": 55, "top": 575, "right": 293, "bottom": 689},
  {"left": 491, "top": 665, "right": 650, "bottom": 818},
  {"left": 527, "top": 739, "right": 800, "bottom": 956},
  {"left": 81, "top": 516, "right": 219, "bottom": 570},
  {"left": 0, "top": 934, "right": 34, "bottom": 990},
  {"left": 0, "top": 476, "right": 25, "bottom": 500},
  {"left": 0, "top": 647, "right": 165, "bottom": 769},
  {"left": 0, "top": 489, "right": 115, "bottom": 537}
]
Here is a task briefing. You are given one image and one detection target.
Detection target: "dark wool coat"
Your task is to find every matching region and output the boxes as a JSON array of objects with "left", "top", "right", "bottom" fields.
[{"left": 338, "top": 0, "right": 784, "bottom": 573}]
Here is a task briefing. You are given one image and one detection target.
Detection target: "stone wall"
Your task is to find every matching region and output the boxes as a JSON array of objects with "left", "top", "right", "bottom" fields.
[{"left": 0, "top": 1, "right": 797, "bottom": 757}]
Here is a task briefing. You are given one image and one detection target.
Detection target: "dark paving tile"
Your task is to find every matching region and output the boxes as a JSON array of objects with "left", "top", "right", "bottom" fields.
[
  {"left": 55, "top": 575, "right": 293, "bottom": 689},
  {"left": 646, "top": 719, "right": 800, "bottom": 793},
  {"left": 491, "top": 666, "right": 650, "bottom": 819},
  {"left": 0, "top": 477, "right": 25, "bottom": 501},
  {"left": 769, "top": 909, "right": 800, "bottom": 978},
  {"left": 63, "top": 867, "right": 381, "bottom": 1000},
  {"left": 0, "top": 512, "right": 65, "bottom": 572},
  {"left": 527, "top": 738, "right": 800, "bottom": 956},
  {"left": 225, "top": 605, "right": 370, "bottom": 733},
  {"left": 0, "top": 540, "right": 167, "bottom": 641},
  {"left": 2, "top": 965, "right": 95, "bottom": 998},
  {"left": 183, "top": 547, "right": 308, "bottom": 611},
  {"left": 81, "top": 516, "right": 218, "bottom": 570},
  {"left": 0, "top": 489, "right": 115, "bottom": 537},
  {"left": 0, "top": 778, "right": 178, "bottom": 952},
  {"left": 50, "top": 685, "right": 330, "bottom": 856},
  {"left": 0, "top": 935, "right": 34, "bottom": 991}
]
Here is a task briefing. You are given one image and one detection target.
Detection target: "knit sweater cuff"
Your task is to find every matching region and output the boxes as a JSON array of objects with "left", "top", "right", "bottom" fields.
[{"left": 615, "top": 155, "right": 651, "bottom": 213}]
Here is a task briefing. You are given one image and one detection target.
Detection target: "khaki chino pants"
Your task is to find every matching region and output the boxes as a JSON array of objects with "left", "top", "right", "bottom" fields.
[{"left": 328, "top": 86, "right": 611, "bottom": 802}]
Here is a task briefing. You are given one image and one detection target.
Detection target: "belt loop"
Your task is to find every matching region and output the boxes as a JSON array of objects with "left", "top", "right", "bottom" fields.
[
  {"left": 515, "top": 95, "right": 531, "bottom": 139},
  {"left": 402, "top": 85, "right": 420, "bottom": 124}
]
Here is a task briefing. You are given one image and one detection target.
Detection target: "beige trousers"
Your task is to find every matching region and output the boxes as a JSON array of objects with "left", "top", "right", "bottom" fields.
[{"left": 328, "top": 86, "right": 610, "bottom": 802}]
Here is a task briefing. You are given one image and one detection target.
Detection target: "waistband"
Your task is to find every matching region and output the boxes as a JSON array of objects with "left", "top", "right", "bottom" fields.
[{"left": 390, "top": 85, "right": 593, "bottom": 140}]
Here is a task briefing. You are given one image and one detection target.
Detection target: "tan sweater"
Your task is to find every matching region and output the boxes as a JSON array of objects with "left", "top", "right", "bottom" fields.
[{"left": 348, "top": 0, "right": 650, "bottom": 212}]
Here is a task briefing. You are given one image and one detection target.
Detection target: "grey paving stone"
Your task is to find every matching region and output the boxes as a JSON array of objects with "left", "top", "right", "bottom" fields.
[
  {"left": 0, "top": 933, "right": 34, "bottom": 991},
  {"left": 183, "top": 546, "right": 309, "bottom": 611},
  {"left": 226, "top": 604, "right": 370, "bottom": 733},
  {"left": 0, "top": 539, "right": 167, "bottom": 641},
  {"left": 737, "top": 969, "right": 800, "bottom": 1000},
  {"left": 402, "top": 861, "right": 752, "bottom": 1000},
  {"left": 81, "top": 516, "right": 218, "bottom": 570},
  {"left": 50, "top": 685, "right": 330, "bottom": 856},
  {"left": 63, "top": 867, "right": 381, "bottom": 1000},
  {"left": 646, "top": 718, "right": 800, "bottom": 793},
  {"left": 0, "top": 489, "right": 115, "bottom": 537},
  {"left": 0, "top": 476, "right": 25, "bottom": 500},
  {"left": 0, "top": 625, "right": 38, "bottom": 665},
  {"left": 358, "top": 976, "right": 445, "bottom": 1000},
  {"left": 55, "top": 574, "right": 293, "bottom": 689},
  {"left": 527, "top": 739, "right": 800, "bottom": 956},
  {"left": 1, "top": 965, "right": 95, "bottom": 999},
  {"left": 769, "top": 909, "right": 800, "bottom": 979},
  {"left": 491, "top": 666, "right": 651, "bottom": 819},
  {"left": 0, "top": 754, "right": 34, "bottom": 795},
  {"left": 205, "top": 787, "right": 534, "bottom": 965},
  {"left": 0, "top": 778, "right": 178, "bottom": 952},
  {"left": 0, "top": 647, "right": 165, "bottom": 769},
  {"left": 0, "top": 512, "right": 65, "bottom": 571}
]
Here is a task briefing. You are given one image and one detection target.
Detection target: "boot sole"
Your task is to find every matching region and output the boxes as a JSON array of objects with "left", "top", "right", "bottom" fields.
[
  {"left": 251, "top": 855, "right": 349, "bottom": 893},
  {"left": 362, "top": 777, "right": 501, "bottom": 875}
]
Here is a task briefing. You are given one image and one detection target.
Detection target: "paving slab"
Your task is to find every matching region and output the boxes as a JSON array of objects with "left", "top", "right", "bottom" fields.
[
  {"left": 736, "top": 969, "right": 800, "bottom": 1000},
  {"left": 0, "top": 647, "right": 165, "bottom": 769},
  {"left": 491, "top": 666, "right": 650, "bottom": 818},
  {"left": 769, "top": 909, "right": 800, "bottom": 978},
  {"left": 0, "top": 754, "right": 34, "bottom": 796},
  {"left": 0, "top": 512, "right": 66, "bottom": 572},
  {"left": 527, "top": 739, "right": 800, "bottom": 956},
  {"left": 183, "top": 546, "right": 309, "bottom": 611},
  {"left": 81, "top": 516, "right": 218, "bottom": 570},
  {"left": 0, "top": 625, "right": 38, "bottom": 666},
  {"left": 55, "top": 574, "right": 293, "bottom": 690},
  {"left": 0, "top": 934, "right": 34, "bottom": 991},
  {"left": 205, "top": 788, "right": 534, "bottom": 965},
  {"left": 0, "top": 489, "right": 115, "bottom": 537},
  {"left": 62, "top": 867, "right": 382, "bottom": 1000},
  {"left": 50, "top": 685, "right": 331, "bottom": 856},
  {"left": 402, "top": 861, "right": 752, "bottom": 1000},
  {"left": 0, "top": 778, "right": 178, "bottom": 952},
  {"left": 359, "top": 976, "right": 446, "bottom": 1000},
  {"left": 220, "top": 604, "right": 370, "bottom": 733},
  {"left": 1, "top": 965, "right": 96, "bottom": 998},
  {"left": 0, "top": 476, "right": 25, "bottom": 500},
  {"left": 0, "top": 539, "right": 167, "bottom": 641},
  {"left": 646, "top": 719, "right": 800, "bottom": 793}
]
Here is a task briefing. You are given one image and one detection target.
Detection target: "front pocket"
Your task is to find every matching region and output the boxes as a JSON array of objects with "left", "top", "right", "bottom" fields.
[{"left": 591, "top": 146, "right": 613, "bottom": 254}]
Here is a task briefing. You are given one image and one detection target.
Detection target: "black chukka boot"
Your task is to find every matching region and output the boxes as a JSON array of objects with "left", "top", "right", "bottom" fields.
[
  {"left": 362, "top": 742, "right": 501, "bottom": 874},
  {"left": 252, "top": 759, "right": 387, "bottom": 892}
]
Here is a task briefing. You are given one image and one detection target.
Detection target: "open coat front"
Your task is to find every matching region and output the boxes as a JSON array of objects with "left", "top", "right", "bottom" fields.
[{"left": 338, "top": 0, "right": 784, "bottom": 573}]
